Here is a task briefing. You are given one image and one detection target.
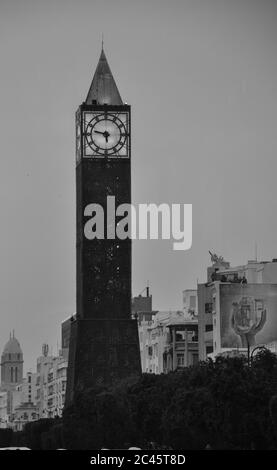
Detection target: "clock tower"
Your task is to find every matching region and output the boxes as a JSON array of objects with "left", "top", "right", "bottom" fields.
[{"left": 66, "top": 47, "right": 141, "bottom": 403}]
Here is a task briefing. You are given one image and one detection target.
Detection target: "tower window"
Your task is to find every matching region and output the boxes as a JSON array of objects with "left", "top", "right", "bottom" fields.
[{"left": 11, "top": 367, "right": 14, "bottom": 383}]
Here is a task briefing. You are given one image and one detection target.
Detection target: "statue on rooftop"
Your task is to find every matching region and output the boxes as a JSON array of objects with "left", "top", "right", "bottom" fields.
[{"left": 209, "top": 250, "right": 225, "bottom": 265}]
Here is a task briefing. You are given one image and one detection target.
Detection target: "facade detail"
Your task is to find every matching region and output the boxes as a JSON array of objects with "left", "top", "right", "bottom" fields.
[{"left": 138, "top": 307, "right": 199, "bottom": 374}]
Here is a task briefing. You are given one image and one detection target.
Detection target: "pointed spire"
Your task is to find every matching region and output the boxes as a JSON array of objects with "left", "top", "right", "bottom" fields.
[{"left": 85, "top": 47, "right": 123, "bottom": 106}]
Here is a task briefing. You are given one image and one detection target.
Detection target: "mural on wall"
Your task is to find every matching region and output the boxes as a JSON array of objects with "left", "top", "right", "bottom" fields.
[{"left": 220, "top": 284, "right": 277, "bottom": 348}]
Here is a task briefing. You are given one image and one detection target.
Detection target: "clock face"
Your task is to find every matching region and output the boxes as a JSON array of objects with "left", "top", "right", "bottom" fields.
[{"left": 83, "top": 111, "right": 129, "bottom": 158}]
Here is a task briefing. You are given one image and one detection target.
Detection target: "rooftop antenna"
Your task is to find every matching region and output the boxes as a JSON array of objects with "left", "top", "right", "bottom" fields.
[
  {"left": 138, "top": 282, "right": 150, "bottom": 297},
  {"left": 146, "top": 280, "right": 150, "bottom": 297},
  {"left": 101, "top": 33, "right": 104, "bottom": 51},
  {"left": 255, "top": 242, "right": 258, "bottom": 262}
]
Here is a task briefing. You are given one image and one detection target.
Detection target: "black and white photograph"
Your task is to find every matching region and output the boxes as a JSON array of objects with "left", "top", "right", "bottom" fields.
[{"left": 1, "top": 0, "right": 277, "bottom": 457}]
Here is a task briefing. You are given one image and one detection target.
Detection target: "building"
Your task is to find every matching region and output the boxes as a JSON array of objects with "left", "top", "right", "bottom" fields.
[
  {"left": 0, "top": 392, "right": 8, "bottom": 428},
  {"left": 12, "top": 402, "right": 38, "bottom": 432},
  {"left": 61, "top": 316, "right": 75, "bottom": 360},
  {"left": 163, "top": 313, "right": 198, "bottom": 372},
  {"left": 139, "top": 310, "right": 198, "bottom": 374},
  {"left": 11, "top": 370, "right": 37, "bottom": 419},
  {"left": 13, "top": 371, "right": 37, "bottom": 406},
  {"left": 46, "top": 356, "right": 67, "bottom": 418},
  {"left": 138, "top": 311, "right": 156, "bottom": 372},
  {"left": 0, "top": 332, "right": 24, "bottom": 414},
  {"left": 198, "top": 255, "right": 277, "bottom": 360},
  {"left": 34, "top": 345, "right": 68, "bottom": 419},
  {"left": 132, "top": 286, "right": 153, "bottom": 319},
  {"left": 133, "top": 289, "right": 156, "bottom": 372},
  {"left": 36, "top": 346, "right": 56, "bottom": 418},
  {"left": 66, "top": 46, "right": 141, "bottom": 404},
  {"left": 140, "top": 311, "right": 170, "bottom": 374},
  {"left": 182, "top": 289, "right": 198, "bottom": 318},
  {"left": 206, "top": 253, "right": 277, "bottom": 284}
]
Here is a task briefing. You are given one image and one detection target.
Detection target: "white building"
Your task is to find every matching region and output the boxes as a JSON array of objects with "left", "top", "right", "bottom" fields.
[
  {"left": 198, "top": 256, "right": 277, "bottom": 360},
  {"left": 12, "top": 371, "right": 37, "bottom": 413},
  {"left": 12, "top": 402, "right": 38, "bottom": 432},
  {"left": 0, "top": 391, "right": 8, "bottom": 428},
  {"left": 182, "top": 289, "right": 198, "bottom": 317},
  {"left": 35, "top": 345, "right": 67, "bottom": 419},
  {"left": 46, "top": 356, "right": 67, "bottom": 418},
  {"left": 138, "top": 310, "right": 198, "bottom": 374}
]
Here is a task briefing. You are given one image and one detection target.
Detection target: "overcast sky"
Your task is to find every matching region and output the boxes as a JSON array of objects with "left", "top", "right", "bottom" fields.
[{"left": 1, "top": 0, "right": 277, "bottom": 372}]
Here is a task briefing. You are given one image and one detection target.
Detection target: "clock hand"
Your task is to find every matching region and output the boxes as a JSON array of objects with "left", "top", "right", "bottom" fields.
[
  {"left": 103, "top": 130, "right": 110, "bottom": 142},
  {"left": 93, "top": 130, "right": 110, "bottom": 142}
]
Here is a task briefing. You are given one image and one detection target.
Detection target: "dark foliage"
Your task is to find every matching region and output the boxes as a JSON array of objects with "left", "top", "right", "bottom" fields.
[
  {"left": 7, "top": 350, "right": 277, "bottom": 449},
  {"left": 0, "top": 428, "right": 13, "bottom": 447}
]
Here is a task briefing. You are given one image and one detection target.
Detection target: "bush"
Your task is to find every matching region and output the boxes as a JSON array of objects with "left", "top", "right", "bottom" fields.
[
  {"left": 62, "top": 352, "right": 277, "bottom": 449},
  {"left": 10, "top": 351, "right": 277, "bottom": 449},
  {"left": 0, "top": 428, "right": 13, "bottom": 447},
  {"left": 22, "top": 418, "right": 62, "bottom": 449}
]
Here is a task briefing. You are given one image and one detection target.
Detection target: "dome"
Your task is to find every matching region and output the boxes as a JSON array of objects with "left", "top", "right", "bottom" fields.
[{"left": 2, "top": 332, "right": 23, "bottom": 356}]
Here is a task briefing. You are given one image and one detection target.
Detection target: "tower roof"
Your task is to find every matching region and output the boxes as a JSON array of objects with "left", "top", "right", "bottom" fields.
[
  {"left": 2, "top": 331, "right": 23, "bottom": 355},
  {"left": 85, "top": 48, "right": 123, "bottom": 106}
]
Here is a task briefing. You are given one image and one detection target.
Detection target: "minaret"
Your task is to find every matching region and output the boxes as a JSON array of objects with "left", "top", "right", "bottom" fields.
[{"left": 66, "top": 47, "right": 141, "bottom": 404}]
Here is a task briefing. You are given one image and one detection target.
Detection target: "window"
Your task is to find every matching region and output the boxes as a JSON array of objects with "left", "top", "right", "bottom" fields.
[
  {"left": 177, "top": 354, "right": 184, "bottom": 367},
  {"left": 11, "top": 367, "right": 14, "bottom": 382},
  {"left": 192, "top": 353, "right": 198, "bottom": 366},
  {"left": 205, "top": 302, "right": 212, "bottom": 314},
  {"left": 206, "top": 346, "right": 213, "bottom": 355},
  {"left": 205, "top": 324, "right": 213, "bottom": 332},
  {"left": 28, "top": 375, "right": 31, "bottom": 383}
]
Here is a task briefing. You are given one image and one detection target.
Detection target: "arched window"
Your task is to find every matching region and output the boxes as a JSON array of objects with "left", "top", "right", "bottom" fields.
[
  {"left": 11, "top": 367, "right": 14, "bottom": 383},
  {"left": 15, "top": 367, "right": 18, "bottom": 383}
]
